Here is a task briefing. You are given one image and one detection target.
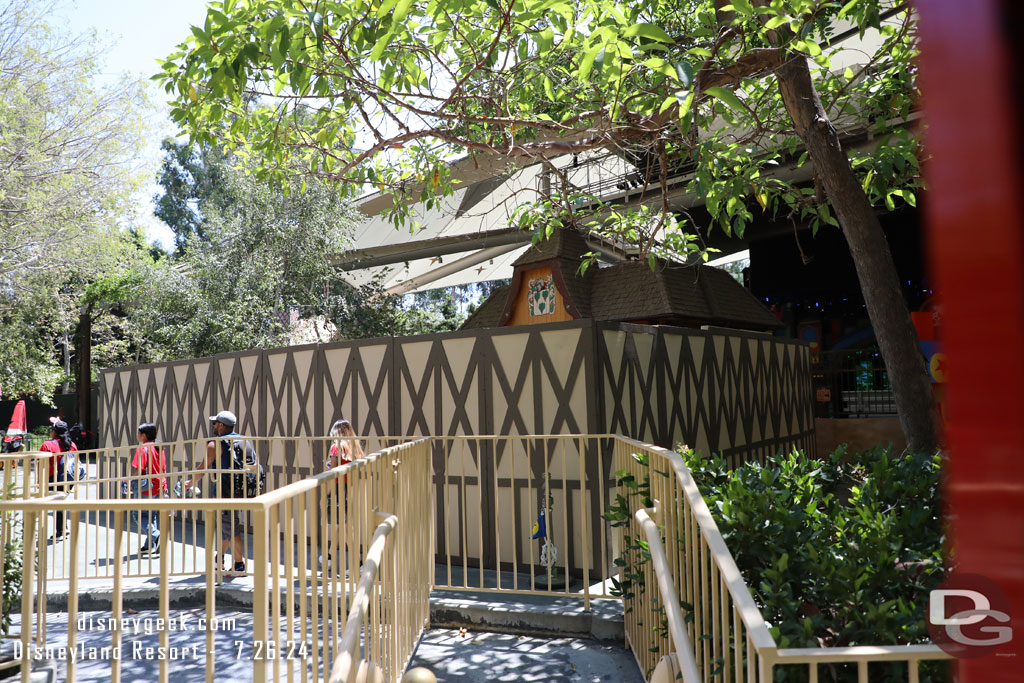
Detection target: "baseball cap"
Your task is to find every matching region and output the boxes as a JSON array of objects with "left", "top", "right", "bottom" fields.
[{"left": 209, "top": 410, "right": 238, "bottom": 428}]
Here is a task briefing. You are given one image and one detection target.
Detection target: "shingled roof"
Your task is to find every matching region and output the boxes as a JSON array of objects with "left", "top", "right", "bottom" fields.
[
  {"left": 461, "top": 284, "right": 510, "bottom": 329},
  {"left": 462, "top": 229, "right": 781, "bottom": 331},
  {"left": 589, "top": 262, "right": 781, "bottom": 329}
]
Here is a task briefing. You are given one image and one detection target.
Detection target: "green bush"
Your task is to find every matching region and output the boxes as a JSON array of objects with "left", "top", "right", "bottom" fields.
[
  {"left": 684, "top": 446, "right": 945, "bottom": 650},
  {"left": 606, "top": 446, "right": 948, "bottom": 682}
]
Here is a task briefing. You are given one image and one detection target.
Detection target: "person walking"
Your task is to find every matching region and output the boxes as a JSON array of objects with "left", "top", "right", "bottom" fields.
[
  {"left": 184, "top": 410, "right": 253, "bottom": 576},
  {"left": 327, "top": 419, "right": 365, "bottom": 474},
  {"left": 130, "top": 422, "right": 167, "bottom": 555},
  {"left": 39, "top": 420, "right": 79, "bottom": 540},
  {"left": 322, "top": 419, "right": 365, "bottom": 573}
]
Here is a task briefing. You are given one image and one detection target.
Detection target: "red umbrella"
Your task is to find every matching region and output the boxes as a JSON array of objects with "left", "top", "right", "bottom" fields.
[{"left": 3, "top": 400, "right": 27, "bottom": 442}]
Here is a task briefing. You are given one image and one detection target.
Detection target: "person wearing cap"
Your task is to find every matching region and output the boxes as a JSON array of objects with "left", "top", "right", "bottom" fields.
[
  {"left": 39, "top": 420, "right": 79, "bottom": 540},
  {"left": 184, "top": 410, "right": 249, "bottom": 575}
]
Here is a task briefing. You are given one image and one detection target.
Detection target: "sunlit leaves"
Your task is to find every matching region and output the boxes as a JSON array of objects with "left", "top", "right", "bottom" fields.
[{"left": 156, "top": 0, "right": 920, "bottom": 260}]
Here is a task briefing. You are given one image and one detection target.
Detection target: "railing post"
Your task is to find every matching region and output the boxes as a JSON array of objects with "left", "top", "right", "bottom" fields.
[
  {"left": 20, "top": 510, "right": 36, "bottom": 683},
  {"left": 67, "top": 513, "right": 81, "bottom": 681},
  {"left": 159, "top": 509, "right": 171, "bottom": 683},
  {"left": 205, "top": 511, "right": 217, "bottom": 683},
  {"left": 112, "top": 510, "right": 124, "bottom": 683},
  {"left": 252, "top": 506, "right": 268, "bottom": 683}
]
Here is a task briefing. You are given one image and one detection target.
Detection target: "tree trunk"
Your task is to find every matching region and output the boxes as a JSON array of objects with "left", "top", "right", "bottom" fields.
[
  {"left": 775, "top": 55, "right": 938, "bottom": 453},
  {"left": 75, "top": 305, "right": 93, "bottom": 439}
]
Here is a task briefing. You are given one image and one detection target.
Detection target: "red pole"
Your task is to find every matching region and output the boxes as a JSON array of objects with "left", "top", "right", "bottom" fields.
[{"left": 918, "top": 0, "right": 1024, "bottom": 679}]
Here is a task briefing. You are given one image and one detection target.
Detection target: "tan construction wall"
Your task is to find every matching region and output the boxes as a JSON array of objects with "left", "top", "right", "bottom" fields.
[{"left": 815, "top": 417, "right": 908, "bottom": 455}]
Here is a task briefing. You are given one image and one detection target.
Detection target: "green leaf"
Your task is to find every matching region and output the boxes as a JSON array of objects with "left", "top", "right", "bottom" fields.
[
  {"left": 623, "top": 23, "right": 673, "bottom": 44},
  {"left": 764, "top": 15, "right": 790, "bottom": 30},
  {"left": 307, "top": 11, "right": 324, "bottom": 52},
  {"left": 704, "top": 86, "right": 745, "bottom": 113},
  {"left": 536, "top": 28, "right": 554, "bottom": 54},
  {"left": 377, "top": 0, "right": 398, "bottom": 18},
  {"left": 579, "top": 44, "right": 601, "bottom": 80},
  {"left": 838, "top": 0, "right": 859, "bottom": 19},
  {"left": 675, "top": 61, "right": 693, "bottom": 88},
  {"left": 393, "top": 0, "right": 414, "bottom": 23},
  {"left": 643, "top": 58, "right": 677, "bottom": 80},
  {"left": 730, "top": 0, "right": 753, "bottom": 15},
  {"left": 370, "top": 32, "right": 395, "bottom": 61},
  {"left": 677, "top": 91, "right": 694, "bottom": 120},
  {"left": 273, "top": 70, "right": 289, "bottom": 95}
]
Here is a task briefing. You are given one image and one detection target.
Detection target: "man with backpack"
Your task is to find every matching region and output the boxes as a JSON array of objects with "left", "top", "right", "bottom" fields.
[{"left": 184, "top": 410, "right": 263, "bottom": 576}]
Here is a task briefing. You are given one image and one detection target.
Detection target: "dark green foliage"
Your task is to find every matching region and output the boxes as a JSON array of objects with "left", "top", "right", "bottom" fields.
[
  {"left": 607, "top": 445, "right": 947, "bottom": 682},
  {"left": 685, "top": 447, "right": 945, "bottom": 650},
  {"left": 153, "top": 140, "right": 235, "bottom": 253},
  {"left": 685, "top": 447, "right": 947, "bottom": 682}
]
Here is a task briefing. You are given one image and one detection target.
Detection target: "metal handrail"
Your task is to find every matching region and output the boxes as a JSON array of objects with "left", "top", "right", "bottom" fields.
[
  {"left": 328, "top": 513, "right": 399, "bottom": 683},
  {"left": 618, "top": 436, "right": 951, "bottom": 681},
  {"left": 617, "top": 436, "right": 777, "bottom": 652},
  {"left": 635, "top": 507, "right": 702, "bottom": 683}
]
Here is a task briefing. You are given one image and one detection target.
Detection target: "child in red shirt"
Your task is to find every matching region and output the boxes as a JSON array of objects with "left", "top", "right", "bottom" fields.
[
  {"left": 39, "top": 420, "right": 78, "bottom": 540},
  {"left": 130, "top": 422, "right": 166, "bottom": 555}
]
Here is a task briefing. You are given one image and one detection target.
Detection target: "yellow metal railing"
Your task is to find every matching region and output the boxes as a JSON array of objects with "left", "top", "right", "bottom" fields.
[
  {"left": 0, "top": 437, "right": 433, "bottom": 683},
  {"left": 0, "top": 435, "right": 953, "bottom": 682},
  {"left": 428, "top": 435, "right": 618, "bottom": 607},
  {"left": 614, "top": 437, "right": 952, "bottom": 683}
]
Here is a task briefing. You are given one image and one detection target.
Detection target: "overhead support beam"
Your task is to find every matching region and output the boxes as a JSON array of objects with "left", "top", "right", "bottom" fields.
[
  {"left": 332, "top": 226, "right": 630, "bottom": 273},
  {"left": 382, "top": 244, "right": 524, "bottom": 296},
  {"left": 330, "top": 227, "right": 533, "bottom": 271}
]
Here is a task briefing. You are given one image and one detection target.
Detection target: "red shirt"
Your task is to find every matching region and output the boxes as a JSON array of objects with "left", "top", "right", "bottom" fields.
[
  {"left": 40, "top": 439, "right": 78, "bottom": 478},
  {"left": 329, "top": 443, "right": 351, "bottom": 485},
  {"left": 131, "top": 443, "right": 167, "bottom": 497}
]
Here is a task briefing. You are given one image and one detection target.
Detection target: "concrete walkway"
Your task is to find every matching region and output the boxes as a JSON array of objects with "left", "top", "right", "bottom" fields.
[
  {"left": 408, "top": 629, "right": 644, "bottom": 683},
  {"left": 10, "top": 461, "right": 643, "bottom": 682}
]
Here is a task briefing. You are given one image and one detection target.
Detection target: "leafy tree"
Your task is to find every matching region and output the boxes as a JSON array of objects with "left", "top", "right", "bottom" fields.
[
  {"left": 159, "top": 0, "right": 936, "bottom": 451},
  {"left": 133, "top": 162, "right": 359, "bottom": 360},
  {"left": 0, "top": 0, "right": 149, "bottom": 403},
  {"left": 153, "top": 139, "right": 236, "bottom": 252}
]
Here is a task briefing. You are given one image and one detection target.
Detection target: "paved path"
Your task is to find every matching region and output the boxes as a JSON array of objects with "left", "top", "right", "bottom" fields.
[
  {"left": 8, "top": 609, "right": 336, "bottom": 683},
  {"left": 408, "top": 629, "right": 644, "bottom": 683}
]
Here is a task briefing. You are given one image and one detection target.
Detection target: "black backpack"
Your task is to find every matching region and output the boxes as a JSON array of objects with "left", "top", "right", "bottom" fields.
[{"left": 220, "top": 438, "right": 266, "bottom": 498}]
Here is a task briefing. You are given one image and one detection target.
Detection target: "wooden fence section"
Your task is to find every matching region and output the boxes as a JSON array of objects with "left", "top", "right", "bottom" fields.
[
  {"left": 602, "top": 324, "right": 816, "bottom": 463},
  {"left": 98, "top": 320, "right": 813, "bottom": 465}
]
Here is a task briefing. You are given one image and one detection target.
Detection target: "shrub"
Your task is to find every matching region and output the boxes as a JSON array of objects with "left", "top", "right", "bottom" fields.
[
  {"left": 684, "top": 446, "right": 945, "bottom": 650},
  {"left": 606, "top": 445, "right": 948, "bottom": 682}
]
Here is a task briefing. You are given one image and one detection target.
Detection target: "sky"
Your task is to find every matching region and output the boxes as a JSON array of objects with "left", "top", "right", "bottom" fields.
[{"left": 53, "top": 0, "right": 216, "bottom": 250}]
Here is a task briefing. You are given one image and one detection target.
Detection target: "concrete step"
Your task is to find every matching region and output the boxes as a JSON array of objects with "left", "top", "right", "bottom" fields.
[
  {"left": 47, "top": 582, "right": 626, "bottom": 646},
  {"left": 429, "top": 590, "right": 624, "bottom": 643}
]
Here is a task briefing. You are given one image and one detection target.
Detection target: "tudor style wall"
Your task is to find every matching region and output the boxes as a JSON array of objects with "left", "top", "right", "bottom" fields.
[
  {"left": 99, "top": 320, "right": 812, "bottom": 456},
  {"left": 98, "top": 320, "right": 811, "bottom": 576}
]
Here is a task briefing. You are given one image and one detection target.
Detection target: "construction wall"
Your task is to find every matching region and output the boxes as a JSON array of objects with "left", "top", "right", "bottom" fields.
[
  {"left": 98, "top": 320, "right": 813, "bottom": 459},
  {"left": 99, "top": 320, "right": 812, "bottom": 576}
]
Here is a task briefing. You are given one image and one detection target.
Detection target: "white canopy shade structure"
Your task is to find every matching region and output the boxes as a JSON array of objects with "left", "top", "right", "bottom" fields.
[{"left": 336, "top": 151, "right": 641, "bottom": 295}]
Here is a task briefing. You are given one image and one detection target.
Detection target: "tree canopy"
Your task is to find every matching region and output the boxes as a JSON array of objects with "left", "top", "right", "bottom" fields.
[
  {"left": 159, "top": 0, "right": 937, "bottom": 453},
  {"left": 158, "top": 0, "right": 917, "bottom": 242},
  {"left": 0, "top": 0, "right": 150, "bottom": 402}
]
